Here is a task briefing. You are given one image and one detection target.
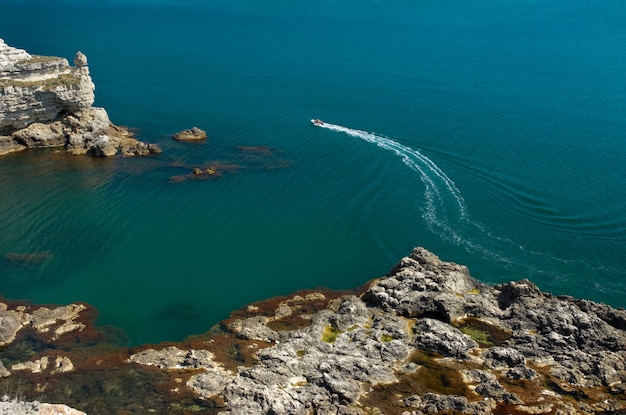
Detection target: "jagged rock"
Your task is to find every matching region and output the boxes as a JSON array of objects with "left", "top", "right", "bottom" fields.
[
  {"left": 11, "top": 355, "right": 75, "bottom": 375},
  {"left": 130, "top": 346, "right": 236, "bottom": 399},
  {"left": 89, "top": 135, "right": 116, "bottom": 157},
  {"left": 12, "top": 356, "right": 49, "bottom": 373},
  {"left": 505, "top": 365, "right": 537, "bottom": 380},
  {"left": 412, "top": 318, "right": 477, "bottom": 359},
  {"left": 129, "top": 346, "right": 217, "bottom": 369},
  {"left": 482, "top": 347, "right": 525, "bottom": 369},
  {"left": 207, "top": 247, "right": 625, "bottom": 414},
  {"left": 52, "top": 356, "right": 75, "bottom": 375},
  {"left": 0, "top": 360, "right": 10, "bottom": 378},
  {"left": 0, "top": 302, "right": 86, "bottom": 346},
  {"left": 187, "top": 368, "right": 236, "bottom": 398},
  {"left": 474, "top": 379, "right": 523, "bottom": 404},
  {"left": 172, "top": 127, "right": 207, "bottom": 141},
  {"left": 29, "top": 303, "right": 87, "bottom": 340},
  {"left": 228, "top": 316, "right": 279, "bottom": 342},
  {"left": 0, "top": 312, "right": 22, "bottom": 346},
  {"left": 0, "top": 38, "right": 31, "bottom": 70},
  {"left": 274, "top": 302, "right": 293, "bottom": 319},
  {"left": 405, "top": 393, "right": 492, "bottom": 415},
  {"left": 1, "top": 247, "right": 625, "bottom": 414},
  {"left": 0, "top": 135, "right": 26, "bottom": 155},
  {"left": 10, "top": 121, "right": 66, "bottom": 148},
  {"left": 362, "top": 247, "right": 495, "bottom": 322},
  {"left": 329, "top": 295, "right": 369, "bottom": 331},
  {"left": 0, "top": 38, "right": 160, "bottom": 157},
  {"left": 73, "top": 51, "right": 87, "bottom": 68},
  {"left": 64, "top": 107, "right": 161, "bottom": 157}
]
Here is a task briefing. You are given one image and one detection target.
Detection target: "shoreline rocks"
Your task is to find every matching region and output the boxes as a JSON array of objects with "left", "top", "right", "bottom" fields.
[
  {"left": 0, "top": 38, "right": 161, "bottom": 157},
  {"left": 0, "top": 247, "right": 623, "bottom": 414}
]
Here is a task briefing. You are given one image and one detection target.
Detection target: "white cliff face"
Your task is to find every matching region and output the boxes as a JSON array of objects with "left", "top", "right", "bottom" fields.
[
  {"left": 0, "top": 39, "right": 95, "bottom": 133},
  {"left": 0, "top": 38, "right": 160, "bottom": 157},
  {"left": 0, "top": 38, "right": 31, "bottom": 71}
]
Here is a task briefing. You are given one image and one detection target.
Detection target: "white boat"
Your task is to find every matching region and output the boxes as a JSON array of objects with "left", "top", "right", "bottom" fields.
[{"left": 311, "top": 119, "right": 324, "bottom": 126}]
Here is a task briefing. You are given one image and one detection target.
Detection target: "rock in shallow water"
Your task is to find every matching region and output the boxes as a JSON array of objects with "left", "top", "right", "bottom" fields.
[{"left": 172, "top": 127, "right": 207, "bottom": 141}]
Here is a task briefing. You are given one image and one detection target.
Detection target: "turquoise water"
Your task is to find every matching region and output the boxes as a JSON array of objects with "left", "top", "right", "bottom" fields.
[{"left": 1, "top": 0, "right": 625, "bottom": 345}]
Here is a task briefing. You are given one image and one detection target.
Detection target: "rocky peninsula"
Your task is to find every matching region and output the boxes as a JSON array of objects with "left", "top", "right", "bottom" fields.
[
  {"left": 0, "top": 38, "right": 160, "bottom": 157},
  {"left": 0, "top": 247, "right": 624, "bottom": 414}
]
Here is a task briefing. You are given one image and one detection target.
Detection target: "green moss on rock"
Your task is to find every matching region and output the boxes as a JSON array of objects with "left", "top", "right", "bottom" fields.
[{"left": 322, "top": 325, "right": 341, "bottom": 343}]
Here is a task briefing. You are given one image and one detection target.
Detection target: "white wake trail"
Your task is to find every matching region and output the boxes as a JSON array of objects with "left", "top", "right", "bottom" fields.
[
  {"left": 318, "top": 122, "right": 467, "bottom": 217},
  {"left": 316, "top": 120, "right": 626, "bottom": 289},
  {"left": 315, "top": 121, "right": 520, "bottom": 265}
]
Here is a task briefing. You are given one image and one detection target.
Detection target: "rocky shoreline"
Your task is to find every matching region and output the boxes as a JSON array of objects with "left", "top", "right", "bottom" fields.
[
  {"left": 0, "top": 247, "right": 623, "bottom": 414},
  {"left": 1, "top": 38, "right": 625, "bottom": 415},
  {"left": 0, "top": 38, "right": 160, "bottom": 157}
]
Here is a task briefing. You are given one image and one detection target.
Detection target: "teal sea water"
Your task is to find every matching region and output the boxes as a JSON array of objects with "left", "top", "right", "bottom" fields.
[{"left": 1, "top": 0, "right": 625, "bottom": 345}]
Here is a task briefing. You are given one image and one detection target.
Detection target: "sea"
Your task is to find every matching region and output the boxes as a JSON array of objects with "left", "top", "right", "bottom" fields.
[{"left": 1, "top": 0, "right": 625, "bottom": 346}]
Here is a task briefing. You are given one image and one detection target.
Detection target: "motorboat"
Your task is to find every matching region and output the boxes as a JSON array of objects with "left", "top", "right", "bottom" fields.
[{"left": 311, "top": 119, "right": 324, "bottom": 126}]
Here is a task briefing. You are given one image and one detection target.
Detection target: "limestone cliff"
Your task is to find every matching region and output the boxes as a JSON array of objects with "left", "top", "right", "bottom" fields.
[{"left": 0, "top": 38, "right": 160, "bottom": 157}]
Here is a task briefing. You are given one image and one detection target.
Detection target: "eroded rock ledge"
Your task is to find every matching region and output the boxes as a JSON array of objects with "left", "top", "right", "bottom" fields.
[
  {"left": 0, "top": 38, "right": 160, "bottom": 157},
  {"left": 0, "top": 247, "right": 625, "bottom": 415}
]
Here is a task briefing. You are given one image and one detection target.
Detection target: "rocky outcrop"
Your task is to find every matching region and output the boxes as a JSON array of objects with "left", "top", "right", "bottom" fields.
[
  {"left": 0, "top": 302, "right": 87, "bottom": 347},
  {"left": 0, "top": 38, "right": 160, "bottom": 157},
  {"left": 0, "top": 247, "right": 624, "bottom": 415},
  {"left": 0, "top": 302, "right": 88, "bottom": 414},
  {"left": 0, "top": 398, "right": 85, "bottom": 415},
  {"left": 125, "top": 247, "right": 626, "bottom": 415},
  {"left": 172, "top": 127, "right": 207, "bottom": 141}
]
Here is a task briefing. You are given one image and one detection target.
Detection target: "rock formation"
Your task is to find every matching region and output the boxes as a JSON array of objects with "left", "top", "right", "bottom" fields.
[
  {"left": 0, "top": 302, "right": 87, "bottom": 347},
  {"left": 127, "top": 247, "right": 626, "bottom": 414},
  {"left": 0, "top": 38, "right": 160, "bottom": 157},
  {"left": 172, "top": 127, "right": 207, "bottom": 141},
  {"left": 0, "top": 399, "right": 86, "bottom": 415},
  {"left": 0, "top": 247, "right": 624, "bottom": 414}
]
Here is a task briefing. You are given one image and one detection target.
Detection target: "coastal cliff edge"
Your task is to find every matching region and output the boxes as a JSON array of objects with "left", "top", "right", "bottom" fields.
[
  {"left": 0, "top": 39, "right": 160, "bottom": 157},
  {"left": 0, "top": 247, "right": 624, "bottom": 414}
]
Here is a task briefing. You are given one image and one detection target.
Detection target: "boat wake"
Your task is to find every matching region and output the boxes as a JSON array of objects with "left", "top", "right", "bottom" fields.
[
  {"left": 313, "top": 120, "right": 626, "bottom": 305},
  {"left": 314, "top": 120, "right": 518, "bottom": 266}
]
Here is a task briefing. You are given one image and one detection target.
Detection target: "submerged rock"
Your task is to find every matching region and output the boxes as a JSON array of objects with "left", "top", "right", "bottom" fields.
[{"left": 3, "top": 250, "right": 51, "bottom": 265}]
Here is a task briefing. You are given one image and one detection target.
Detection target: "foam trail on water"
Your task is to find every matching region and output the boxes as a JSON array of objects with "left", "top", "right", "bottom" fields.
[
  {"left": 314, "top": 121, "right": 626, "bottom": 297},
  {"left": 315, "top": 121, "right": 518, "bottom": 266},
  {"left": 318, "top": 122, "right": 465, "bottom": 212}
]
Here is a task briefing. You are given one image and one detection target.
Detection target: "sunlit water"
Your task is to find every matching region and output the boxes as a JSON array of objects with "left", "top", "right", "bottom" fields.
[{"left": 1, "top": 0, "right": 625, "bottom": 344}]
